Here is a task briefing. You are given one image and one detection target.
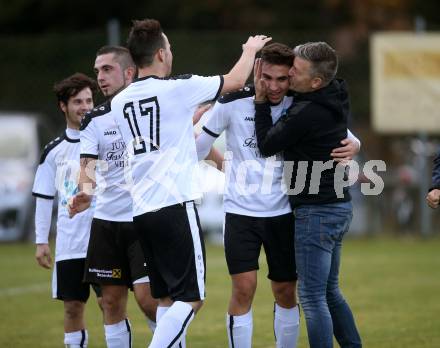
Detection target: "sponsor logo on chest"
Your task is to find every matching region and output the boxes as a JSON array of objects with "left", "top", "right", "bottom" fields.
[{"left": 104, "top": 130, "right": 117, "bottom": 136}]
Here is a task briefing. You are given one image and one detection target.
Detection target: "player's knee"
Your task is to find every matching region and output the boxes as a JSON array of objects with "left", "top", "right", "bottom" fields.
[
  {"left": 273, "top": 281, "right": 297, "bottom": 307},
  {"left": 102, "top": 292, "right": 126, "bottom": 316},
  {"left": 64, "top": 301, "right": 84, "bottom": 321},
  {"left": 232, "top": 281, "right": 256, "bottom": 304}
]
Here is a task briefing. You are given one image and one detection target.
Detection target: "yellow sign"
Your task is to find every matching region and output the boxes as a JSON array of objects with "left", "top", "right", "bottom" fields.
[{"left": 371, "top": 33, "right": 440, "bottom": 133}]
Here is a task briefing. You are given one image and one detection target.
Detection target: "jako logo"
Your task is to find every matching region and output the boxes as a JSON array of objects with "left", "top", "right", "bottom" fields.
[{"left": 104, "top": 130, "right": 117, "bottom": 136}]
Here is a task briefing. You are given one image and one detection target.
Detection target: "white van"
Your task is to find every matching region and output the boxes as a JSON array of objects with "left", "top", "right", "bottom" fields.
[{"left": 0, "top": 113, "right": 40, "bottom": 241}]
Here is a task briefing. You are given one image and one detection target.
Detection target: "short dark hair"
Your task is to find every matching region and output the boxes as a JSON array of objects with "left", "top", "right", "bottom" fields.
[
  {"left": 53, "top": 72, "right": 97, "bottom": 105},
  {"left": 126, "top": 19, "right": 165, "bottom": 68},
  {"left": 293, "top": 42, "right": 338, "bottom": 86},
  {"left": 96, "top": 45, "right": 135, "bottom": 71},
  {"left": 261, "top": 42, "right": 294, "bottom": 67}
]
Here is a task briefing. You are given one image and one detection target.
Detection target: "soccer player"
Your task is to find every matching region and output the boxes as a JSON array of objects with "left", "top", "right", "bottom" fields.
[
  {"left": 70, "top": 45, "right": 158, "bottom": 347},
  {"left": 195, "top": 43, "right": 360, "bottom": 348},
  {"left": 254, "top": 42, "right": 362, "bottom": 348},
  {"left": 103, "top": 19, "right": 269, "bottom": 348},
  {"left": 32, "top": 73, "right": 99, "bottom": 348}
]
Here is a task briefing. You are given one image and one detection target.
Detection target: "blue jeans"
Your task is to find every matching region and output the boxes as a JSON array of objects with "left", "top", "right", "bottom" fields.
[{"left": 294, "top": 201, "right": 361, "bottom": 348}]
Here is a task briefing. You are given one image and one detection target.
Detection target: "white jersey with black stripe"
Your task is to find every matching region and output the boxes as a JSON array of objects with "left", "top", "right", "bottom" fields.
[
  {"left": 111, "top": 74, "right": 223, "bottom": 216},
  {"left": 32, "top": 128, "right": 95, "bottom": 261},
  {"left": 80, "top": 101, "right": 133, "bottom": 222},
  {"left": 201, "top": 87, "right": 293, "bottom": 217}
]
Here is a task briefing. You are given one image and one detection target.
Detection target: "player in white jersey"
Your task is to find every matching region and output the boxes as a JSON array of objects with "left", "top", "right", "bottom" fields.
[
  {"left": 32, "top": 73, "right": 100, "bottom": 348},
  {"left": 77, "top": 46, "right": 158, "bottom": 347},
  {"left": 69, "top": 45, "right": 223, "bottom": 348},
  {"left": 196, "top": 43, "right": 360, "bottom": 348},
  {"left": 74, "top": 18, "right": 269, "bottom": 348}
]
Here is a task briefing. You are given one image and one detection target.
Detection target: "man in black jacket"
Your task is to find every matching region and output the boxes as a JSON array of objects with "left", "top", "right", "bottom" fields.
[
  {"left": 427, "top": 152, "right": 440, "bottom": 209},
  {"left": 254, "top": 42, "right": 362, "bottom": 348}
]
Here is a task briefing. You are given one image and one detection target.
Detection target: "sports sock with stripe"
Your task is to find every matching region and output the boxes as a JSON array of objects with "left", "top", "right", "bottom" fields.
[
  {"left": 64, "top": 329, "right": 88, "bottom": 347},
  {"left": 104, "top": 318, "right": 132, "bottom": 348},
  {"left": 226, "top": 309, "right": 253, "bottom": 348},
  {"left": 155, "top": 306, "right": 186, "bottom": 347},
  {"left": 274, "top": 303, "right": 300, "bottom": 348},
  {"left": 149, "top": 301, "right": 194, "bottom": 348}
]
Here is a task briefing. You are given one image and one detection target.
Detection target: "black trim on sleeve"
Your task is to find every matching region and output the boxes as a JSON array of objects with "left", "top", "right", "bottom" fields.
[
  {"left": 80, "top": 100, "right": 112, "bottom": 131},
  {"left": 218, "top": 85, "right": 255, "bottom": 104},
  {"left": 202, "top": 126, "right": 220, "bottom": 138},
  {"left": 134, "top": 74, "right": 193, "bottom": 83},
  {"left": 32, "top": 192, "right": 55, "bottom": 200},
  {"left": 213, "top": 75, "right": 225, "bottom": 101},
  {"left": 80, "top": 154, "right": 99, "bottom": 159},
  {"left": 39, "top": 134, "right": 65, "bottom": 164}
]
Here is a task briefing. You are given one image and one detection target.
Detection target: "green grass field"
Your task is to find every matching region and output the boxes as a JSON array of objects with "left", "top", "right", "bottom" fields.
[{"left": 1, "top": 236, "right": 440, "bottom": 347}]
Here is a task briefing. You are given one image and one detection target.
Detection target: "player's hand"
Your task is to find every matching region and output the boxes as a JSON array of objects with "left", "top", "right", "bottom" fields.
[
  {"left": 193, "top": 103, "right": 212, "bottom": 126},
  {"left": 242, "top": 35, "right": 272, "bottom": 53},
  {"left": 35, "top": 244, "right": 52, "bottom": 269},
  {"left": 68, "top": 191, "right": 92, "bottom": 218},
  {"left": 331, "top": 138, "right": 360, "bottom": 163},
  {"left": 426, "top": 189, "right": 440, "bottom": 209},
  {"left": 254, "top": 58, "right": 267, "bottom": 102}
]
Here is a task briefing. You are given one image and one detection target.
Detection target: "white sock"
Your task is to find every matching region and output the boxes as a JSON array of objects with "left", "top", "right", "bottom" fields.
[
  {"left": 274, "top": 303, "right": 300, "bottom": 348},
  {"left": 155, "top": 306, "right": 186, "bottom": 348},
  {"left": 226, "top": 309, "right": 253, "bottom": 348},
  {"left": 104, "top": 318, "right": 132, "bottom": 348},
  {"left": 64, "top": 329, "right": 88, "bottom": 347},
  {"left": 156, "top": 306, "right": 170, "bottom": 323},
  {"left": 148, "top": 301, "right": 194, "bottom": 348}
]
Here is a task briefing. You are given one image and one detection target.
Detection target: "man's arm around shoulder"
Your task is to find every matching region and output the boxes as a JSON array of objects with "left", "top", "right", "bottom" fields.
[{"left": 254, "top": 101, "right": 310, "bottom": 157}]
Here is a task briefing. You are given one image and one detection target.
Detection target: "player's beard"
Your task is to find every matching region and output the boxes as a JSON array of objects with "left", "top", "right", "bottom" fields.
[
  {"left": 106, "top": 74, "right": 128, "bottom": 100},
  {"left": 106, "top": 85, "right": 124, "bottom": 100}
]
